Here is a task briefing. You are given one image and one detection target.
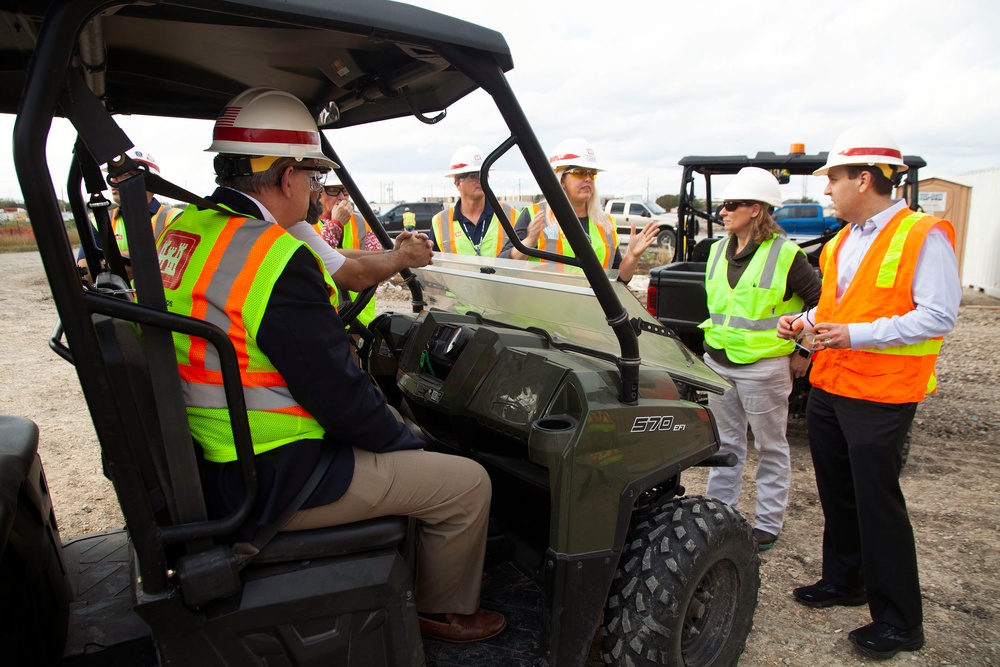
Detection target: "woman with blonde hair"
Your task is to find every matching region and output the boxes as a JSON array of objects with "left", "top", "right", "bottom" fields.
[
  {"left": 500, "top": 138, "right": 657, "bottom": 282},
  {"left": 699, "top": 166, "right": 821, "bottom": 550}
]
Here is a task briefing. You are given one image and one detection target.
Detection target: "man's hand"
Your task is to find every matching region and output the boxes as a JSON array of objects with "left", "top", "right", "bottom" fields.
[
  {"left": 393, "top": 230, "right": 433, "bottom": 253},
  {"left": 332, "top": 199, "right": 353, "bottom": 224},
  {"left": 812, "top": 322, "right": 851, "bottom": 349},
  {"left": 777, "top": 313, "right": 813, "bottom": 340},
  {"left": 395, "top": 231, "right": 433, "bottom": 268}
]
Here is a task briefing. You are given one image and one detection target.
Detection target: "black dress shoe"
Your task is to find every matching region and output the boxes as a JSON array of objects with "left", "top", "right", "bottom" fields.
[
  {"left": 849, "top": 621, "right": 924, "bottom": 659},
  {"left": 792, "top": 579, "right": 867, "bottom": 608}
]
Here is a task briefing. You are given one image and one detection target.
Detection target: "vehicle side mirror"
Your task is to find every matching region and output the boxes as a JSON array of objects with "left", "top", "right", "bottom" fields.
[{"left": 643, "top": 210, "right": 651, "bottom": 218}]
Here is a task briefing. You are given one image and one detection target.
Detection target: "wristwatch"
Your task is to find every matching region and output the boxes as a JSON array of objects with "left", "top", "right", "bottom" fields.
[{"left": 796, "top": 346, "right": 812, "bottom": 359}]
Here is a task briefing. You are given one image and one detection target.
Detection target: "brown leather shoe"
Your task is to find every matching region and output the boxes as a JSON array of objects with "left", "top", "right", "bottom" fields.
[{"left": 418, "top": 608, "right": 506, "bottom": 643}]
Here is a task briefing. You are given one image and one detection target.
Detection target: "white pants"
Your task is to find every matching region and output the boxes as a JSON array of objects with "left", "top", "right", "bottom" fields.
[{"left": 704, "top": 354, "right": 793, "bottom": 535}]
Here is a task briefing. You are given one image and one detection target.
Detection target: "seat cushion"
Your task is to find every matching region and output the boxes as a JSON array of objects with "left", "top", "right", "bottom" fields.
[{"left": 253, "top": 516, "right": 407, "bottom": 565}]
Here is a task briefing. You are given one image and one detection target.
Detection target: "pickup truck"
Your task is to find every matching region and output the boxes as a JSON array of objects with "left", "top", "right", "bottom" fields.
[
  {"left": 604, "top": 199, "right": 676, "bottom": 253},
  {"left": 773, "top": 203, "right": 840, "bottom": 236},
  {"left": 378, "top": 201, "right": 442, "bottom": 237}
]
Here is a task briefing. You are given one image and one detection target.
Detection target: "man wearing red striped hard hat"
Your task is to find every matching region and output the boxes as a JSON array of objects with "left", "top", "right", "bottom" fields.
[{"left": 778, "top": 125, "right": 960, "bottom": 660}]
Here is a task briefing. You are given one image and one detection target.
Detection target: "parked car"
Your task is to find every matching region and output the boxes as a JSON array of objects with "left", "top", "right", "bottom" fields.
[
  {"left": 604, "top": 199, "right": 676, "bottom": 253},
  {"left": 379, "top": 201, "right": 442, "bottom": 236},
  {"left": 773, "top": 203, "right": 841, "bottom": 237}
]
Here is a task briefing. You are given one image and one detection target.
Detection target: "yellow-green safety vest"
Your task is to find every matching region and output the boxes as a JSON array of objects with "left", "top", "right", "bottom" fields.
[
  {"left": 700, "top": 234, "right": 803, "bottom": 363},
  {"left": 156, "top": 204, "right": 338, "bottom": 462}
]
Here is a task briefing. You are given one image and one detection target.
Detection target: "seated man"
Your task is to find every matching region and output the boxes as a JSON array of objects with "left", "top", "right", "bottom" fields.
[
  {"left": 155, "top": 86, "right": 504, "bottom": 643},
  {"left": 79, "top": 148, "right": 182, "bottom": 280}
]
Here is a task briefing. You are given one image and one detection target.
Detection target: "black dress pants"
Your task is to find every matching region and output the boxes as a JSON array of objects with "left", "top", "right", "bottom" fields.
[{"left": 806, "top": 386, "right": 922, "bottom": 630}]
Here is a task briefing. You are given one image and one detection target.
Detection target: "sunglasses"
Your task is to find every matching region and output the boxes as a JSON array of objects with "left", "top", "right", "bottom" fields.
[
  {"left": 563, "top": 168, "right": 598, "bottom": 180},
  {"left": 721, "top": 200, "right": 758, "bottom": 212},
  {"left": 291, "top": 166, "right": 329, "bottom": 192},
  {"left": 323, "top": 186, "right": 349, "bottom": 197},
  {"left": 457, "top": 172, "right": 481, "bottom": 182}
]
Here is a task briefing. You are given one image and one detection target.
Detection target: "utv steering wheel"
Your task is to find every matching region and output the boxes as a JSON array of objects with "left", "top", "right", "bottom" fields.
[{"left": 337, "top": 284, "right": 378, "bottom": 327}]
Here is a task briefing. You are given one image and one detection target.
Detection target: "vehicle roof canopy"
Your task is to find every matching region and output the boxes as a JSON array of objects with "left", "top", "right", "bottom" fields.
[
  {"left": 679, "top": 151, "right": 927, "bottom": 177},
  {"left": 0, "top": 0, "right": 513, "bottom": 127}
]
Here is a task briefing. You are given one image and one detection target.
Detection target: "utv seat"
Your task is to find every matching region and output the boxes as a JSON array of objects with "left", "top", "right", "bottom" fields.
[{"left": 92, "top": 313, "right": 411, "bottom": 586}]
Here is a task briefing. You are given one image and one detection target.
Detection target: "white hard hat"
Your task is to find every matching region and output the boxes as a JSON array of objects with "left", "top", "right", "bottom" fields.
[
  {"left": 126, "top": 148, "right": 160, "bottom": 174},
  {"left": 207, "top": 87, "right": 338, "bottom": 170},
  {"left": 548, "top": 138, "right": 604, "bottom": 172},
  {"left": 813, "top": 124, "right": 908, "bottom": 177},
  {"left": 721, "top": 167, "right": 784, "bottom": 209},
  {"left": 444, "top": 145, "right": 485, "bottom": 178},
  {"left": 105, "top": 148, "right": 160, "bottom": 174}
]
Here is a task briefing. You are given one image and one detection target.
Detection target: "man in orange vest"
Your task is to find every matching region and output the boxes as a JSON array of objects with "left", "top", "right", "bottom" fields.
[
  {"left": 777, "top": 126, "right": 960, "bottom": 660},
  {"left": 156, "top": 87, "right": 505, "bottom": 643}
]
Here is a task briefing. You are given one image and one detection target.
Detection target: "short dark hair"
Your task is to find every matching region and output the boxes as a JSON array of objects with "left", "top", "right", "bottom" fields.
[{"left": 844, "top": 165, "right": 895, "bottom": 196}]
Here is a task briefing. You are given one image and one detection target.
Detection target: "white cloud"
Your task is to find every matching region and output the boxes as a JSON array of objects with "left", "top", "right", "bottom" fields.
[{"left": 2, "top": 0, "right": 1000, "bottom": 206}]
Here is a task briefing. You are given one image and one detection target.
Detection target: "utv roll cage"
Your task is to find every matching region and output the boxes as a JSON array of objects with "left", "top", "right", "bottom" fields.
[
  {"left": 673, "top": 151, "right": 928, "bottom": 262},
  {"left": 2, "top": 0, "right": 662, "bottom": 663}
]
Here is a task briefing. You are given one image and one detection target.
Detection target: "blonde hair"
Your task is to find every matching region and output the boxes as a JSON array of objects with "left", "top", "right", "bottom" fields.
[{"left": 548, "top": 167, "right": 612, "bottom": 233}]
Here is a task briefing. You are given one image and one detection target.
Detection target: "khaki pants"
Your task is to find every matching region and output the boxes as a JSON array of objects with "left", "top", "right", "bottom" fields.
[{"left": 283, "top": 448, "right": 491, "bottom": 614}]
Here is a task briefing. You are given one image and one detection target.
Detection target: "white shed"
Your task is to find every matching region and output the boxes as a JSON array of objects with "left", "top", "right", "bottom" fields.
[{"left": 960, "top": 167, "right": 1000, "bottom": 298}]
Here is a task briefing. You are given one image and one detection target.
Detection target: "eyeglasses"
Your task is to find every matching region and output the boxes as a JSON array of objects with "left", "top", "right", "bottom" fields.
[
  {"left": 563, "top": 168, "right": 598, "bottom": 180},
  {"left": 722, "top": 200, "right": 756, "bottom": 212},
  {"left": 292, "top": 166, "right": 329, "bottom": 191},
  {"left": 457, "top": 172, "right": 481, "bottom": 182},
  {"left": 323, "top": 186, "right": 349, "bottom": 197}
]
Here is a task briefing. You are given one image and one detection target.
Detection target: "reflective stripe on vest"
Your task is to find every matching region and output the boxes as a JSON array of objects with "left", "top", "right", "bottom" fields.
[
  {"left": 339, "top": 213, "right": 377, "bottom": 325},
  {"left": 812, "top": 210, "right": 956, "bottom": 403},
  {"left": 702, "top": 235, "right": 802, "bottom": 363},
  {"left": 157, "top": 204, "right": 337, "bottom": 462},
  {"left": 531, "top": 204, "right": 617, "bottom": 268},
  {"left": 431, "top": 205, "right": 515, "bottom": 257},
  {"left": 106, "top": 203, "right": 182, "bottom": 252}
]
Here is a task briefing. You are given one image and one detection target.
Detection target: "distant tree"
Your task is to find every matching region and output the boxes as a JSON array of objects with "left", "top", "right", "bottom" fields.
[
  {"left": 656, "top": 194, "right": 679, "bottom": 211},
  {"left": 0, "top": 198, "right": 23, "bottom": 208},
  {"left": 789, "top": 196, "right": 818, "bottom": 204}
]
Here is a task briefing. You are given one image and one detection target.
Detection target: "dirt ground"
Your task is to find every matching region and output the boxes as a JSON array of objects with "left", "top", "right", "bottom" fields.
[{"left": 1, "top": 249, "right": 997, "bottom": 666}]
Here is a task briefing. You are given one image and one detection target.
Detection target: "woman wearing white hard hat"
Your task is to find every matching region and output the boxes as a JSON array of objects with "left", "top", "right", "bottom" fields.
[
  {"left": 700, "top": 167, "right": 821, "bottom": 551},
  {"left": 499, "top": 138, "right": 658, "bottom": 282}
]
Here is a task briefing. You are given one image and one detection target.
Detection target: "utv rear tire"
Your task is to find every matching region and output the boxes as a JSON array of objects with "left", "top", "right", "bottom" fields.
[{"left": 601, "top": 496, "right": 759, "bottom": 667}]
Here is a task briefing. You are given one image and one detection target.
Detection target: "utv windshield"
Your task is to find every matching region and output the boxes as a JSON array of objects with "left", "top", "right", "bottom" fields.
[{"left": 415, "top": 254, "right": 728, "bottom": 393}]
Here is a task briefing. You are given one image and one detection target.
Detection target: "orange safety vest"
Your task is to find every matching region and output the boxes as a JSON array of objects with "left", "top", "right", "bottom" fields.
[
  {"left": 525, "top": 203, "right": 617, "bottom": 268},
  {"left": 431, "top": 204, "right": 517, "bottom": 257},
  {"left": 810, "top": 209, "right": 956, "bottom": 404}
]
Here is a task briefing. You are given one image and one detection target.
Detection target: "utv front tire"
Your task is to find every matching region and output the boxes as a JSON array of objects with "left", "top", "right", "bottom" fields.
[{"left": 601, "top": 496, "right": 759, "bottom": 667}]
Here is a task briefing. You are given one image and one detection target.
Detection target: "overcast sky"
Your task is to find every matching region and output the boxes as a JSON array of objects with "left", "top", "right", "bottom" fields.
[{"left": 2, "top": 0, "right": 999, "bottom": 207}]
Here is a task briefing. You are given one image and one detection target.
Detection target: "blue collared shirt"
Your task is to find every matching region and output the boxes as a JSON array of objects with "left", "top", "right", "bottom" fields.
[{"left": 806, "top": 199, "right": 960, "bottom": 349}]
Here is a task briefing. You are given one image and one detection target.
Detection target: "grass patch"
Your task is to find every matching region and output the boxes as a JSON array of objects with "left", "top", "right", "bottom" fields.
[{"left": 0, "top": 224, "right": 80, "bottom": 253}]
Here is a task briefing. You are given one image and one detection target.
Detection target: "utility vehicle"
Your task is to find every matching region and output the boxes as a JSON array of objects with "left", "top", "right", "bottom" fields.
[{"left": 0, "top": 1, "right": 759, "bottom": 665}]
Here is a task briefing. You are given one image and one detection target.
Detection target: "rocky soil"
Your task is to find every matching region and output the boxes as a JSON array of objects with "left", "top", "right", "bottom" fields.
[{"left": 1, "top": 250, "right": 997, "bottom": 666}]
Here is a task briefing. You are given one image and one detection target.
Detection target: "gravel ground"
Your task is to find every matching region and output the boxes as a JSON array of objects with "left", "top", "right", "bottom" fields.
[{"left": 1, "top": 250, "right": 997, "bottom": 666}]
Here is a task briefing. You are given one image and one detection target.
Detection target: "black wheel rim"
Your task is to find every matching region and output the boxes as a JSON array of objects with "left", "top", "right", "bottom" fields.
[{"left": 680, "top": 558, "right": 739, "bottom": 666}]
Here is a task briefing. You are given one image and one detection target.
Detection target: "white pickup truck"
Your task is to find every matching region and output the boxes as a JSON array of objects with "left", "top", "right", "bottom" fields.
[{"left": 604, "top": 199, "right": 676, "bottom": 252}]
